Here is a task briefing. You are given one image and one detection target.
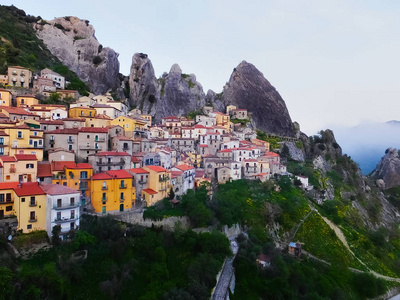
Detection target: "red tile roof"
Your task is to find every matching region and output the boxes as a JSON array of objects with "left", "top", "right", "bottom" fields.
[
  {"left": 145, "top": 165, "right": 167, "bottom": 173},
  {"left": 265, "top": 152, "right": 279, "bottom": 157},
  {"left": 92, "top": 169, "right": 132, "bottom": 180},
  {"left": 95, "top": 151, "right": 130, "bottom": 156},
  {"left": 14, "top": 154, "right": 37, "bottom": 161},
  {"left": 51, "top": 161, "right": 75, "bottom": 171},
  {"left": 37, "top": 163, "right": 52, "bottom": 177},
  {"left": 40, "top": 184, "right": 78, "bottom": 195},
  {"left": 142, "top": 188, "right": 157, "bottom": 195},
  {"left": 64, "top": 162, "right": 93, "bottom": 170},
  {"left": 0, "top": 156, "right": 17, "bottom": 162},
  {"left": 171, "top": 170, "right": 183, "bottom": 178},
  {"left": 79, "top": 127, "right": 109, "bottom": 133},
  {"left": 0, "top": 106, "right": 37, "bottom": 116},
  {"left": 13, "top": 182, "right": 45, "bottom": 196},
  {"left": 129, "top": 168, "right": 149, "bottom": 174},
  {"left": 0, "top": 131, "right": 9, "bottom": 136},
  {"left": 46, "top": 128, "right": 79, "bottom": 134},
  {"left": 0, "top": 182, "right": 19, "bottom": 190},
  {"left": 174, "top": 164, "right": 195, "bottom": 171},
  {"left": 219, "top": 149, "right": 232, "bottom": 153}
]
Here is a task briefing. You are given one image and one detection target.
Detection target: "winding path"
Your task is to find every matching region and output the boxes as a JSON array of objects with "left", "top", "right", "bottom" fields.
[{"left": 298, "top": 204, "right": 400, "bottom": 283}]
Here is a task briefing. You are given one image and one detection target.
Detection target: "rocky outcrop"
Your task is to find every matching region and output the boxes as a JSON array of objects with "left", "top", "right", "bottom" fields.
[
  {"left": 128, "top": 53, "right": 205, "bottom": 123},
  {"left": 34, "top": 16, "right": 120, "bottom": 94},
  {"left": 218, "top": 61, "right": 295, "bottom": 137},
  {"left": 371, "top": 148, "right": 400, "bottom": 189}
]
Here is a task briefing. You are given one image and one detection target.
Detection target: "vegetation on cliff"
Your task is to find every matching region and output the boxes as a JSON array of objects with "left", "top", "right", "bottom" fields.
[{"left": 0, "top": 5, "right": 89, "bottom": 95}]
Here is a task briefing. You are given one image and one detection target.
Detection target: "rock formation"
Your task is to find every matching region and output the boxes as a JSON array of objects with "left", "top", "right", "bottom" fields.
[
  {"left": 34, "top": 16, "right": 120, "bottom": 95},
  {"left": 129, "top": 53, "right": 205, "bottom": 123},
  {"left": 371, "top": 148, "right": 400, "bottom": 189},
  {"left": 218, "top": 61, "right": 295, "bottom": 137}
]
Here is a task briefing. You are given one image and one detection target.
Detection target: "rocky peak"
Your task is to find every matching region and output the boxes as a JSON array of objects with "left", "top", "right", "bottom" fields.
[
  {"left": 128, "top": 53, "right": 206, "bottom": 122},
  {"left": 34, "top": 16, "right": 120, "bottom": 94},
  {"left": 371, "top": 148, "right": 400, "bottom": 189},
  {"left": 217, "top": 60, "right": 295, "bottom": 137}
]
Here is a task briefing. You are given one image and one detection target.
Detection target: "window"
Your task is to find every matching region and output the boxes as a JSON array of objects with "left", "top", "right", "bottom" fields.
[
  {"left": 71, "top": 210, "right": 75, "bottom": 219},
  {"left": 27, "top": 224, "right": 32, "bottom": 229},
  {"left": 57, "top": 212, "right": 61, "bottom": 220},
  {"left": 30, "top": 211, "right": 35, "bottom": 221},
  {"left": 0, "top": 194, "right": 4, "bottom": 203},
  {"left": 26, "top": 164, "right": 34, "bottom": 169},
  {"left": 6, "top": 193, "right": 11, "bottom": 202},
  {"left": 120, "top": 180, "right": 125, "bottom": 188},
  {"left": 70, "top": 197, "right": 75, "bottom": 206},
  {"left": 63, "top": 182, "right": 67, "bottom": 186},
  {"left": 21, "top": 197, "right": 25, "bottom": 202},
  {"left": 39, "top": 140, "right": 42, "bottom": 145},
  {"left": 120, "top": 192, "right": 124, "bottom": 200},
  {"left": 102, "top": 181, "right": 107, "bottom": 189},
  {"left": 80, "top": 171, "right": 87, "bottom": 179},
  {"left": 87, "top": 135, "right": 90, "bottom": 139},
  {"left": 29, "top": 139, "right": 33, "bottom": 145},
  {"left": 30, "top": 197, "right": 35, "bottom": 206},
  {"left": 57, "top": 199, "right": 62, "bottom": 208},
  {"left": 69, "top": 145, "right": 72, "bottom": 151},
  {"left": 0, "top": 137, "right": 3, "bottom": 145},
  {"left": 6, "top": 206, "right": 12, "bottom": 211},
  {"left": 34, "top": 131, "right": 37, "bottom": 136},
  {"left": 17, "top": 131, "right": 22, "bottom": 138},
  {"left": 102, "top": 192, "right": 106, "bottom": 200}
]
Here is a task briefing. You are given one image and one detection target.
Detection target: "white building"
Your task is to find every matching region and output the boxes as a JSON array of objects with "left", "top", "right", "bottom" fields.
[
  {"left": 41, "top": 68, "right": 65, "bottom": 89},
  {"left": 41, "top": 184, "right": 81, "bottom": 240},
  {"left": 172, "top": 164, "right": 195, "bottom": 194},
  {"left": 51, "top": 108, "right": 68, "bottom": 120}
]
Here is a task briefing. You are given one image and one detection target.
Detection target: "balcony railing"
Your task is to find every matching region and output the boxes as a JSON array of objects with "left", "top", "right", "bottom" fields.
[
  {"left": 53, "top": 203, "right": 79, "bottom": 210},
  {"left": 159, "top": 176, "right": 170, "bottom": 182},
  {"left": 54, "top": 216, "right": 78, "bottom": 223},
  {"left": 120, "top": 185, "right": 127, "bottom": 189},
  {"left": 52, "top": 174, "right": 67, "bottom": 180},
  {"left": 233, "top": 166, "right": 240, "bottom": 170},
  {"left": 29, "top": 217, "right": 37, "bottom": 223},
  {"left": 29, "top": 202, "right": 37, "bottom": 207},
  {"left": 95, "top": 137, "right": 106, "bottom": 142},
  {"left": 138, "top": 180, "right": 147, "bottom": 184},
  {"left": 79, "top": 145, "right": 100, "bottom": 150},
  {"left": 49, "top": 140, "right": 55, "bottom": 144},
  {"left": 78, "top": 184, "right": 88, "bottom": 190},
  {"left": 122, "top": 146, "right": 129, "bottom": 151},
  {"left": 120, "top": 198, "right": 125, "bottom": 202},
  {"left": 97, "top": 161, "right": 125, "bottom": 166},
  {"left": 101, "top": 197, "right": 107, "bottom": 202},
  {"left": 67, "top": 139, "right": 74, "bottom": 144},
  {"left": 102, "top": 186, "right": 108, "bottom": 190}
]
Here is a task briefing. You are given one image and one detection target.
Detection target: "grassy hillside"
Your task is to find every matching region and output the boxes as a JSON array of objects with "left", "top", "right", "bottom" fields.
[{"left": 0, "top": 5, "right": 88, "bottom": 95}]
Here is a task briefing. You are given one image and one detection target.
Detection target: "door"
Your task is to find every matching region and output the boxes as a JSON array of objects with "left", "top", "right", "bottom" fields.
[
  {"left": 34, "top": 141, "right": 38, "bottom": 148},
  {"left": 102, "top": 206, "right": 106, "bottom": 214},
  {"left": 119, "top": 204, "right": 124, "bottom": 212},
  {"left": 0, "top": 210, "right": 3, "bottom": 218}
]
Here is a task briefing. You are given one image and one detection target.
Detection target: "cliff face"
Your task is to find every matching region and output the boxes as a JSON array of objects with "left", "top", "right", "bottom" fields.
[
  {"left": 34, "top": 16, "right": 120, "bottom": 95},
  {"left": 128, "top": 53, "right": 205, "bottom": 123},
  {"left": 371, "top": 148, "right": 400, "bottom": 189},
  {"left": 218, "top": 61, "right": 295, "bottom": 137}
]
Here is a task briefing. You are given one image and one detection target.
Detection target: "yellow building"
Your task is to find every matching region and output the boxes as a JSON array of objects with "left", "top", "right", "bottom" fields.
[
  {"left": 0, "top": 130, "right": 10, "bottom": 156},
  {"left": 8, "top": 66, "right": 32, "bottom": 88},
  {"left": 13, "top": 182, "right": 46, "bottom": 233},
  {"left": 69, "top": 106, "right": 96, "bottom": 118},
  {"left": 0, "top": 88, "right": 12, "bottom": 106},
  {"left": 0, "top": 182, "right": 19, "bottom": 218},
  {"left": 0, "top": 124, "right": 44, "bottom": 161},
  {"left": 90, "top": 170, "right": 133, "bottom": 214},
  {"left": 186, "top": 152, "right": 202, "bottom": 168},
  {"left": 0, "top": 154, "right": 38, "bottom": 183},
  {"left": 16, "top": 95, "right": 39, "bottom": 108},
  {"left": 110, "top": 116, "right": 148, "bottom": 138},
  {"left": 51, "top": 162, "right": 93, "bottom": 205},
  {"left": 140, "top": 114, "right": 152, "bottom": 125},
  {"left": 142, "top": 165, "right": 170, "bottom": 206},
  {"left": 85, "top": 114, "right": 111, "bottom": 128}
]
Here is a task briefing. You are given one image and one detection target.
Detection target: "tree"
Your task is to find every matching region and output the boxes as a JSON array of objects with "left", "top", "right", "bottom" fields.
[
  {"left": 51, "top": 225, "right": 61, "bottom": 246},
  {"left": 168, "top": 187, "right": 175, "bottom": 200}
]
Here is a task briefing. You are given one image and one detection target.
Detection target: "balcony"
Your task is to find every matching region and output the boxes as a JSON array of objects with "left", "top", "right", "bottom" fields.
[
  {"left": 159, "top": 176, "right": 170, "bottom": 182},
  {"left": 67, "top": 139, "right": 74, "bottom": 144},
  {"left": 233, "top": 166, "right": 240, "bottom": 170},
  {"left": 102, "top": 186, "right": 108, "bottom": 190},
  {"left": 78, "top": 184, "right": 88, "bottom": 190},
  {"left": 49, "top": 140, "right": 55, "bottom": 144},
  {"left": 29, "top": 217, "right": 37, "bottom": 223},
  {"left": 119, "top": 185, "right": 127, "bottom": 189},
  {"left": 138, "top": 180, "right": 147, "bottom": 184},
  {"left": 54, "top": 216, "right": 78, "bottom": 223},
  {"left": 97, "top": 160, "right": 125, "bottom": 166},
  {"left": 52, "top": 174, "right": 67, "bottom": 180},
  {"left": 120, "top": 197, "right": 125, "bottom": 202},
  {"left": 79, "top": 145, "right": 100, "bottom": 150},
  {"left": 29, "top": 202, "right": 37, "bottom": 207},
  {"left": 94, "top": 137, "right": 106, "bottom": 142},
  {"left": 101, "top": 197, "right": 107, "bottom": 202},
  {"left": 122, "top": 146, "right": 129, "bottom": 151},
  {"left": 53, "top": 202, "right": 79, "bottom": 210}
]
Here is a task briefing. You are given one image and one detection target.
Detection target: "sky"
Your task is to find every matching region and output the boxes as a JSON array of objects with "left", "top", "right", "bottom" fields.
[{"left": 3, "top": 0, "right": 400, "bottom": 136}]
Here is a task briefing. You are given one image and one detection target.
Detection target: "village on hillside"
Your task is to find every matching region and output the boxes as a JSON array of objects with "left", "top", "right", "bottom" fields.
[{"left": 0, "top": 65, "right": 310, "bottom": 241}]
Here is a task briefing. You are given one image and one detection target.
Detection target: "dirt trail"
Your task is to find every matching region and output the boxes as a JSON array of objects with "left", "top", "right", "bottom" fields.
[{"left": 306, "top": 204, "right": 400, "bottom": 282}]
